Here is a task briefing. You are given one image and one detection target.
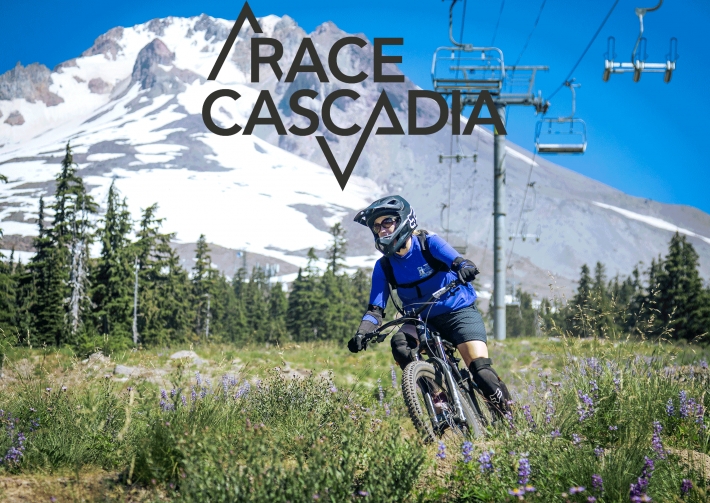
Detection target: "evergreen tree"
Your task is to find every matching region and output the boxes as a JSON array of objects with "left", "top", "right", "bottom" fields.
[
  {"left": 506, "top": 288, "right": 537, "bottom": 338},
  {"left": 267, "top": 282, "right": 289, "bottom": 342},
  {"left": 134, "top": 204, "right": 192, "bottom": 345},
  {"left": 93, "top": 181, "right": 133, "bottom": 340},
  {"left": 656, "top": 233, "right": 707, "bottom": 341},
  {"left": 0, "top": 250, "right": 15, "bottom": 334},
  {"left": 192, "top": 234, "right": 213, "bottom": 338},
  {"left": 286, "top": 248, "right": 326, "bottom": 341},
  {"left": 565, "top": 264, "right": 594, "bottom": 337},
  {"left": 327, "top": 222, "right": 347, "bottom": 273}
]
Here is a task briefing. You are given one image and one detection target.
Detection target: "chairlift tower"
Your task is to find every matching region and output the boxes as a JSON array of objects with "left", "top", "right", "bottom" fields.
[{"left": 432, "top": 0, "right": 549, "bottom": 340}]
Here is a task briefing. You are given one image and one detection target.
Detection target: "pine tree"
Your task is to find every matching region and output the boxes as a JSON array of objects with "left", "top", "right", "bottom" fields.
[
  {"left": 93, "top": 181, "right": 133, "bottom": 340},
  {"left": 134, "top": 204, "right": 192, "bottom": 345},
  {"left": 0, "top": 250, "right": 16, "bottom": 334},
  {"left": 267, "top": 282, "right": 288, "bottom": 342},
  {"left": 192, "top": 234, "right": 213, "bottom": 338},
  {"left": 656, "top": 233, "right": 707, "bottom": 341},
  {"left": 327, "top": 222, "right": 347, "bottom": 273},
  {"left": 286, "top": 248, "right": 326, "bottom": 341},
  {"left": 565, "top": 264, "right": 594, "bottom": 337}
]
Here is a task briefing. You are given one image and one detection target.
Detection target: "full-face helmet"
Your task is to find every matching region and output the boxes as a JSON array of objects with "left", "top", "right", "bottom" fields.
[{"left": 354, "top": 195, "right": 417, "bottom": 257}]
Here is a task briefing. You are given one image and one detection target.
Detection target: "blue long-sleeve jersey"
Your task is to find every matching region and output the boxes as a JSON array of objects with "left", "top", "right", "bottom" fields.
[{"left": 368, "top": 233, "right": 478, "bottom": 318}]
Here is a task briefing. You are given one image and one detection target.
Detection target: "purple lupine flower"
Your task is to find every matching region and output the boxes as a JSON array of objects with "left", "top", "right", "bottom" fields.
[
  {"left": 191, "top": 387, "right": 197, "bottom": 402},
  {"left": 666, "top": 399, "right": 675, "bottom": 417},
  {"left": 609, "top": 425, "right": 618, "bottom": 431},
  {"left": 181, "top": 395, "right": 187, "bottom": 407},
  {"left": 235, "top": 381, "right": 250, "bottom": 399},
  {"left": 587, "top": 497, "right": 597, "bottom": 502},
  {"left": 377, "top": 379, "right": 384, "bottom": 405},
  {"left": 569, "top": 486, "right": 585, "bottom": 494},
  {"left": 478, "top": 450, "right": 493, "bottom": 473},
  {"left": 572, "top": 433, "right": 582, "bottom": 446},
  {"left": 436, "top": 442, "right": 446, "bottom": 460},
  {"left": 329, "top": 385, "right": 338, "bottom": 393},
  {"left": 390, "top": 365, "right": 397, "bottom": 389},
  {"left": 504, "top": 410, "right": 515, "bottom": 430},
  {"left": 383, "top": 403, "right": 390, "bottom": 416},
  {"left": 171, "top": 388, "right": 177, "bottom": 397},
  {"left": 160, "top": 389, "right": 168, "bottom": 400},
  {"left": 594, "top": 447, "right": 604, "bottom": 458},
  {"left": 681, "top": 479, "right": 692, "bottom": 495},
  {"left": 679, "top": 391, "right": 688, "bottom": 418},
  {"left": 229, "top": 375, "right": 238, "bottom": 387},
  {"left": 204, "top": 378, "right": 212, "bottom": 389},
  {"left": 551, "top": 429, "right": 561, "bottom": 438},
  {"left": 695, "top": 402, "right": 705, "bottom": 426},
  {"left": 577, "top": 390, "right": 594, "bottom": 421},
  {"left": 545, "top": 400, "right": 555, "bottom": 424},
  {"left": 613, "top": 376, "right": 621, "bottom": 392},
  {"left": 195, "top": 371, "right": 202, "bottom": 387},
  {"left": 199, "top": 389, "right": 207, "bottom": 399},
  {"left": 651, "top": 421, "right": 666, "bottom": 459},
  {"left": 518, "top": 457, "right": 531, "bottom": 485},
  {"left": 462, "top": 441, "right": 473, "bottom": 463},
  {"left": 590, "top": 380, "right": 598, "bottom": 394},
  {"left": 523, "top": 405, "right": 536, "bottom": 430},
  {"left": 700, "top": 360, "right": 708, "bottom": 369},
  {"left": 222, "top": 375, "right": 229, "bottom": 395},
  {"left": 356, "top": 490, "right": 369, "bottom": 497},
  {"left": 592, "top": 474, "right": 603, "bottom": 492}
]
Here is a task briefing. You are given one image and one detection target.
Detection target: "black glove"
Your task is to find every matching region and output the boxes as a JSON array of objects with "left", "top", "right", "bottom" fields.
[
  {"left": 453, "top": 257, "right": 480, "bottom": 284},
  {"left": 348, "top": 306, "right": 384, "bottom": 353}
]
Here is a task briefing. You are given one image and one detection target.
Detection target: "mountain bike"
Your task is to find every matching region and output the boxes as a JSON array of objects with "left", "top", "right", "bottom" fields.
[{"left": 362, "top": 279, "right": 494, "bottom": 442}]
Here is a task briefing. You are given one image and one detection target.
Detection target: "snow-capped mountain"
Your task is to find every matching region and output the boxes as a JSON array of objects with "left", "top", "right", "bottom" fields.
[{"left": 1, "top": 13, "right": 709, "bottom": 296}]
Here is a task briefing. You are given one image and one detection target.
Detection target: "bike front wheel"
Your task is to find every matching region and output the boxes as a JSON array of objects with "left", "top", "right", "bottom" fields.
[{"left": 401, "top": 360, "right": 483, "bottom": 443}]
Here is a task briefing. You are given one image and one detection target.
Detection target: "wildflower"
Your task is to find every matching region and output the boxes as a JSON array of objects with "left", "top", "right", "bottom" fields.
[
  {"left": 61, "top": 386, "right": 67, "bottom": 392},
  {"left": 587, "top": 497, "right": 597, "bottom": 502},
  {"left": 377, "top": 378, "right": 384, "bottom": 405},
  {"left": 436, "top": 442, "right": 446, "bottom": 460},
  {"left": 222, "top": 375, "right": 229, "bottom": 395},
  {"left": 312, "top": 494, "right": 319, "bottom": 500},
  {"left": 181, "top": 395, "right": 187, "bottom": 407},
  {"left": 357, "top": 490, "right": 369, "bottom": 497},
  {"left": 195, "top": 371, "right": 202, "bottom": 387},
  {"left": 391, "top": 365, "right": 397, "bottom": 389},
  {"left": 524, "top": 485, "right": 536, "bottom": 493},
  {"left": 478, "top": 450, "right": 494, "bottom": 473},
  {"left": 160, "top": 389, "right": 168, "bottom": 400},
  {"left": 200, "top": 389, "right": 207, "bottom": 399},
  {"left": 383, "top": 403, "right": 390, "bottom": 416},
  {"left": 550, "top": 429, "right": 561, "bottom": 439},
  {"left": 329, "top": 385, "right": 338, "bottom": 393},
  {"left": 594, "top": 447, "right": 604, "bottom": 458},
  {"left": 651, "top": 421, "right": 666, "bottom": 459},
  {"left": 577, "top": 390, "right": 594, "bottom": 421},
  {"left": 171, "top": 388, "right": 177, "bottom": 397},
  {"left": 681, "top": 479, "right": 692, "bottom": 495},
  {"left": 235, "top": 381, "right": 250, "bottom": 399},
  {"left": 462, "top": 441, "right": 473, "bottom": 463},
  {"left": 508, "top": 487, "right": 525, "bottom": 499},
  {"left": 569, "top": 486, "right": 585, "bottom": 494},
  {"left": 679, "top": 391, "right": 688, "bottom": 418},
  {"left": 700, "top": 360, "right": 708, "bottom": 369},
  {"left": 590, "top": 379, "right": 598, "bottom": 394},
  {"left": 572, "top": 433, "right": 582, "bottom": 446},
  {"left": 523, "top": 405, "right": 536, "bottom": 430},
  {"left": 29, "top": 408, "right": 35, "bottom": 413},
  {"left": 191, "top": 387, "right": 197, "bottom": 402},
  {"left": 45, "top": 388, "right": 52, "bottom": 392},
  {"left": 592, "top": 474, "right": 603, "bottom": 492},
  {"left": 613, "top": 376, "right": 621, "bottom": 392},
  {"left": 545, "top": 400, "right": 555, "bottom": 424},
  {"left": 518, "top": 457, "right": 531, "bottom": 485},
  {"left": 666, "top": 399, "right": 675, "bottom": 417},
  {"left": 609, "top": 425, "right": 618, "bottom": 431},
  {"left": 504, "top": 410, "right": 515, "bottom": 430}
]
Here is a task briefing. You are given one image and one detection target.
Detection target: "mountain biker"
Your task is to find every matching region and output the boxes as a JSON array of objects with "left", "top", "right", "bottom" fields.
[{"left": 348, "top": 195, "right": 512, "bottom": 418}]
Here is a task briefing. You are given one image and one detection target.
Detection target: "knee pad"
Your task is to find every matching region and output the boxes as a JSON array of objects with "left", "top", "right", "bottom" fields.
[
  {"left": 469, "top": 358, "right": 511, "bottom": 414},
  {"left": 390, "top": 329, "right": 417, "bottom": 369}
]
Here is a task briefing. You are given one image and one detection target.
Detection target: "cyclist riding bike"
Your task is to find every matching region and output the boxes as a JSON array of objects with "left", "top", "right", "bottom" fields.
[{"left": 348, "top": 195, "right": 512, "bottom": 418}]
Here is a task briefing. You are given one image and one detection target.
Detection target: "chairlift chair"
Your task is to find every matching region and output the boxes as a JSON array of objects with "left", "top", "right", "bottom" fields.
[
  {"left": 602, "top": 1, "right": 678, "bottom": 83},
  {"left": 535, "top": 80, "right": 587, "bottom": 154}
]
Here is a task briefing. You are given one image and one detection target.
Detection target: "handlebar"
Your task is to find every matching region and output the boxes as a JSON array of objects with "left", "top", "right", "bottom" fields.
[{"left": 362, "top": 279, "right": 464, "bottom": 346}]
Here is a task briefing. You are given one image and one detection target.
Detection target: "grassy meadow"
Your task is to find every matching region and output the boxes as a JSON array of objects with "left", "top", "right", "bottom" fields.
[{"left": 0, "top": 334, "right": 709, "bottom": 502}]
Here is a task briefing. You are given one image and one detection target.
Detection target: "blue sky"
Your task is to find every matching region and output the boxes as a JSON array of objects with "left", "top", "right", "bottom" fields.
[{"left": 3, "top": 0, "right": 709, "bottom": 214}]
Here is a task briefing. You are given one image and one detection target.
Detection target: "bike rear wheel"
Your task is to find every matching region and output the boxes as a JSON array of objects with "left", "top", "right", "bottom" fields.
[{"left": 401, "top": 360, "right": 483, "bottom": 442}]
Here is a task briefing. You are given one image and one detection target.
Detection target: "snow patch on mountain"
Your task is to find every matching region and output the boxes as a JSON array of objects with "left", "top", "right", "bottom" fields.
[{"left": 593, "top": 202, "right": 710, "bottom": 245}]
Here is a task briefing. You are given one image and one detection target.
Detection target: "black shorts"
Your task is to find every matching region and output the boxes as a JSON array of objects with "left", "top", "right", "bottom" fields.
[{"left": 426, "top": 303, "right": 488, "bottom": 345}]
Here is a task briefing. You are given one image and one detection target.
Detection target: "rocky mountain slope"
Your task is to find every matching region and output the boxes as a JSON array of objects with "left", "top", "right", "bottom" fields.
[{"left": 1, "top": 13, "right": 709, "bottom": 298}]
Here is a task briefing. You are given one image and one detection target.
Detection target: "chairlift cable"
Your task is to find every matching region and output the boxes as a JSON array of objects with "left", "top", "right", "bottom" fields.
[
  {"left": 506, "top": 149, "right": 539, "bottom": 269},
  {"left": 548, "top": 0, "right": 620, "bottom": 101},
  {"left": 512, "top": 0, "right": 548, "bottom": 69},
  {"left": 490, "top": 0, "right": 506, "bottom": 46}
]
